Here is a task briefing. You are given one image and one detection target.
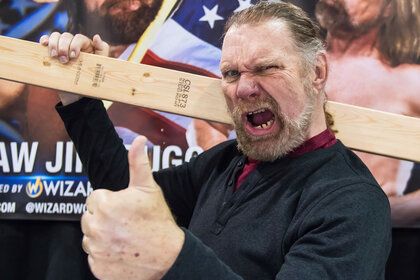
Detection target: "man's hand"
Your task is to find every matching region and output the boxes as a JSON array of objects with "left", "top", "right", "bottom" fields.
[
  {"left": 81, "top": 136, "right": 185, "bottom": 280},
  {"left": 39, "top": 32, "right": 110, "bottom": 105}
]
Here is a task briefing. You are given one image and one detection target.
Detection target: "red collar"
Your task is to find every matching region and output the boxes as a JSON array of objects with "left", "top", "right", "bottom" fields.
[
  {"left": 287, "top": 128, "right": 337, "bottom": 158},
  {"left": 235, "top": 128, "right": 337, "bottom": 190}
]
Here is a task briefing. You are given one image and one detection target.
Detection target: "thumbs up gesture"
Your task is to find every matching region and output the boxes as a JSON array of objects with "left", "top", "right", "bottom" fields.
[{"left": 81, "top": 136, "right": 185, "bottom": 280}]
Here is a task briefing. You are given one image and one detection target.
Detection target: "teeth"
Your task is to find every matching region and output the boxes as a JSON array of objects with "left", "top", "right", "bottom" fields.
[
  {"left": 247, "top": 109, "right": 266, "bottom": 116},
  {"left": 254, "top": 119, "right": 274, "bottom": 129}
]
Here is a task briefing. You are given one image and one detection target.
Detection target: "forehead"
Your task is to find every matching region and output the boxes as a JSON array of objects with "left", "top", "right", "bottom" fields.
[{"left": 221, "top": 20, "right": 299, "bottom": 67}]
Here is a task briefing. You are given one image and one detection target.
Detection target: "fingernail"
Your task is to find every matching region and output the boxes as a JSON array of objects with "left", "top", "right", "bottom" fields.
[
  {"left": 59, "top": 56, "right": 68, "bottom": 63},
  {"left": 70, "top": 51, "right": 76, "bottom": 58},
  {"left": 51, "top": 49, "right": 57, "bottom": 57}
]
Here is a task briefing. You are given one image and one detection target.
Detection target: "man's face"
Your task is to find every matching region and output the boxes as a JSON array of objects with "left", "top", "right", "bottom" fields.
[
  {"left": 220, "top": 20, "right": 316, "bottom": 161},
  {"left": 315, "top": 0, "right": 389, "bottom": 38},
  {"left": 83, "top": 0, "right": 162, "bottom": 45}
]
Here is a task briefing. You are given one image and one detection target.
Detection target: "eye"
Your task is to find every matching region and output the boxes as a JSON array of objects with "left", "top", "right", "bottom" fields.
[
  {"left": 222, "top": 69, "right": 240, "bottom": 82},
  {"left": 259, "top": 65, "right": 278, "bottom": 71},
  {"left": 224, "top": 69, "right": 240, "bottom": 77}
]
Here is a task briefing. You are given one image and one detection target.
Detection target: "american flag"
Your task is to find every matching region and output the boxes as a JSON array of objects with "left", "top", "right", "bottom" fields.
[{"left": 140, "top": 0, "right": 263, "bottom": 78}]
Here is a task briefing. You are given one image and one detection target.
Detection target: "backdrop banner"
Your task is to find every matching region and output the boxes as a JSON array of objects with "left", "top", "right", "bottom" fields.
[{"left": 0, "top": 0, "right": 419, "bottom": 227}]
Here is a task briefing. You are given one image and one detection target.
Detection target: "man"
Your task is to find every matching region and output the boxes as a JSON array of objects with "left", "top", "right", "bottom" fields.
[
  {"left": 315, "top": 0, "right": 420, "bottom": 227},
  {"left": 42, "top": 2, "right": 391, "bottom": 279}
]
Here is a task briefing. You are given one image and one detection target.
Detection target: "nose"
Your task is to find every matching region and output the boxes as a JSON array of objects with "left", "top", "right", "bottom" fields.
[{"left": 236, "top": 72, "right": 259, "bottom": 100}]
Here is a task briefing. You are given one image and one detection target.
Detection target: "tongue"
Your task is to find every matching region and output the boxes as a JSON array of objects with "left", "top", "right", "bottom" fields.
[{"left": 250, "top": 110, "right": 274, "bottom": 126}]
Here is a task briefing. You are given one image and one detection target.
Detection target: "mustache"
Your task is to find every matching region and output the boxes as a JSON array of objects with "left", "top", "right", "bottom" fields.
[
  {"left": 229, "top": 96, "right": 285, "bottom": 132},
  {"left": 231, "top": 97, "right": 278, "bottom": 116}
]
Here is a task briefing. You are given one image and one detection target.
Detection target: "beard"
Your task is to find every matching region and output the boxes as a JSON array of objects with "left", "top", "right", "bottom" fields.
[
  {"left": 315, "top": 0, "right": 382, "bottom": 39},
  {"left": 230, "top": 83, "right": 316, "bottom": 162},
  {"left": 83, "top": 0, "right": 163, "bottom": 45}
]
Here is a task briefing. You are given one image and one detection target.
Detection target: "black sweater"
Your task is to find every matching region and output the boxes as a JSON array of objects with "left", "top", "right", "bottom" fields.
[{"left": 57, "top": 98, "right": 391, "bottom": 279}]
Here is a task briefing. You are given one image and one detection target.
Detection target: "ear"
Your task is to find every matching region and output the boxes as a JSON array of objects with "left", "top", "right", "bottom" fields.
[{"left": 312, "top": 52, "right": 328, "bottom": 91}]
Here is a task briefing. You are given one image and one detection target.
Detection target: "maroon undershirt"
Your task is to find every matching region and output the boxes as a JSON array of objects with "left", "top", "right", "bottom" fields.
[{"left": 235, "top": 128, "right": 337, "bottom": 191}]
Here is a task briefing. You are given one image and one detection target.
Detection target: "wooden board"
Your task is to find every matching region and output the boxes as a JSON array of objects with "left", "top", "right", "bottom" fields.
[
  {"left": 0, "top": 35, "right": 419, "bottom": 162},
  {"left": 327, "top": 102, "right": 420, "bottom": 161}
]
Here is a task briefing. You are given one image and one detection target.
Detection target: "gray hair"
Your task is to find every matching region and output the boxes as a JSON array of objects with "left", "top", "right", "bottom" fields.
[{"left": 224, "top": 1, "right": 326, "bottom": 72}]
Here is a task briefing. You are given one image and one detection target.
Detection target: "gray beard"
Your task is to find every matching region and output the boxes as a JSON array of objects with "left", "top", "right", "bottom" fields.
[{"left": 231, "top": 91, "right": 316, "bottom": 162}]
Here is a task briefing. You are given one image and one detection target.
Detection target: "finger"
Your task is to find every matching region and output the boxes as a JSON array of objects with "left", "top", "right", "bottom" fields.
[
  {"left": 48, "top": 32, "right": 61, "bottom": 58},
  {"left": 92, "top": 34, "right": 110, "bottom": 57},
  {"left": 82, "top": 235, "right": 91, "bottom": 254},
  {"left": 87, "top": 255, "right": 104, "bottom": 280},
  {"left": 87, "top": 254, "right": 95, "bottom": 269},
  {"left": 80, "top": 211, "right": 94, "bottom": 236},
  {"left": 57, "top": 32, "right": 75, "bottom": 63},
  {"left": 39, "top": 35, "right": 49, "bottom": 46},
  {"left": 128, "top": 136, "right": 157, "bottom": 189},
  {"left": 85, "top": 189, "right": 111, "bottom": 214},
  {"left": 70, "top": 34, "right": 94, "bottom": 58}
]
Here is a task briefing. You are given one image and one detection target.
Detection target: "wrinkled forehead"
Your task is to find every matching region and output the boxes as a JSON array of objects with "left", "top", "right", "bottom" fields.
[
  {"left": 224, "top": 18, "right": 291, "bottom": 40},
  {"left": 221, "top": 20, "right": 297, "bottom": 63}
]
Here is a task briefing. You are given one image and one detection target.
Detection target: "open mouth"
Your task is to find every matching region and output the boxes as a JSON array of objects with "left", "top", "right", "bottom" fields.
[{"left": 243, "top": 108, "right": 276, "bottom": 135}]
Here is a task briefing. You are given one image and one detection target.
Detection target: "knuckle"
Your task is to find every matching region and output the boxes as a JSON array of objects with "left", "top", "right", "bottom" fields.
[
  {"left": 91, "top": 189, "right": 111, "bottom": 201},
  {"left": 39, "top": 35, "right": 48, "bottom": 42},
  {"left": 73, "top": 33, "right": 86, "bottom": 40},
  {"left": 62, "top": 32, "right": 73, "bottom": 38},
  {"left": 82, "top": 236, "right": 90, "bottom": 253},
  {"left": 50, "top": 31, "right": 60, "bottom": 38},
  {"left": 86, "top": 189, "right": 111, "bottom": 210}
]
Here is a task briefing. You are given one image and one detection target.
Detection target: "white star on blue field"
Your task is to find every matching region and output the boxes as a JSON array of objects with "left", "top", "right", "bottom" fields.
[
  {"left": 234, "top": 0, "right": 253, "bottom": 13},
  {"left": 199, "top": 4, "right": 224, "bottom": 29}
]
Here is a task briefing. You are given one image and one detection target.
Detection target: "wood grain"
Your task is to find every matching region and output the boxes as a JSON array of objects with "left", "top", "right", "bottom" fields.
[
  {"left": 327, "top": 102, "right": 420, "bottom": 161},
  {"left": 0, "top": 35, "right": 419, "bottom": 162}
]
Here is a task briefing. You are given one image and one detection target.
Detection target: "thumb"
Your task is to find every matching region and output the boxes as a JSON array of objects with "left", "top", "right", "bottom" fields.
[
  {"left": 128, "top": 136, "right": 156, "bottom": 189},
  {"left": 92, "top": 34, "right": 110, "bottom": 57}
]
